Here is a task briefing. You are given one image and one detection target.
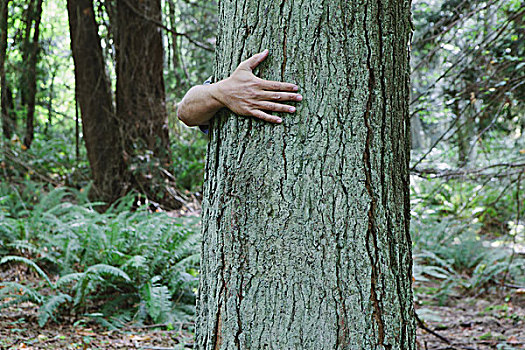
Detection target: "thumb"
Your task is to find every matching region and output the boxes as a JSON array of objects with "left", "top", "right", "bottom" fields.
[{"left": 239, "top": 49, "right": 269, "bottom": 71}]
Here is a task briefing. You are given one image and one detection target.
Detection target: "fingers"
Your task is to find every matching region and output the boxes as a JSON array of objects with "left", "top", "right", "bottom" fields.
[
  {"left": 256, "top": 101, "right": 296, "bottom": 114},
  {"left": 259, "top": 91, "right": 303, "bottom": 102},
  {"left": 258, "top": 78, "right": 299, "bottom": 92},
  {"left": 248, "top": 99, "right": 298, "bottom": 124},
  {"left": 240, "top": 49, "right": 269, "bottom": 71},
  {"left": 251, "top": 110, "right": 283, "bottom": 124}
]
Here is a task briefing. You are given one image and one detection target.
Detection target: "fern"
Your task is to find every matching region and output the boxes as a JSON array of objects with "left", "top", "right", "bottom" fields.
[
  {"left": 85, "top": 264, "right": 131, "bottom": 281},
  {"left": 145, "top": 276, "right": 173, "bottom": 324},
  {"left": 38, "top": 294, "right": 72, "bottom": 327},
  {"left": 0, "top": 256, "right": 54, "bottom": 288},
  {"left": 0, "top": 282, "right": 43, "bottom": 308},
  {"left": 0, "top": 184, "right": 201, "bottom": 327},
  {"left": 122, "top": 255, "right": 147, "bottom": 270},
  {"left": 56, "top": 272, "right": 84, "bottom": 289}
]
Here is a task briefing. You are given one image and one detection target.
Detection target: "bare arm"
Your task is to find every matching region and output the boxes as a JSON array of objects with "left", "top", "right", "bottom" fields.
[{"left": 177, "top": 49, "right": 302, "bottom": 127}]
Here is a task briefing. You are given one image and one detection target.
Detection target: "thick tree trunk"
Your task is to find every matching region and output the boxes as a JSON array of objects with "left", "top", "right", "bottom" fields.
[
  {"left": 0, "top": 0, "right": 12, "bottom": 139},
  {"left": 67, "top": 0, "right": 127, "bottom": 203},
  {"left": 116, "top": 0, "right": 181, "bottom": 208},
  {"left": 197, "top": 1, "right": 415, "bottom": 349},
  {"left": 116, "top": 0, "right": 168, "bottom": 152},
  {"left": 23, "top": 0, "right": 43, "bottom": 148}
]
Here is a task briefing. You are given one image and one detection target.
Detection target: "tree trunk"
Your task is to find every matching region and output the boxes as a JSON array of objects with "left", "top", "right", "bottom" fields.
[
  {"left": 23, "top": 0, "right": 43, "bottom": 148},
  {"left": 410, "top": 115, "right": 426, "bottom": 149},
  {"left": 67, "top": 0, "right": 127, "bottom": 203},
  {"left": 0, "top": 0, "right": 12, "bottom": 139},
  {"left": 197, "top": 1, "right": 415, "bottom": 349},
  {"left": 116, "top": 0, "right": 181, "bottom": 208},
  {"left": 20, "top": 0, "right": 34, "bottom": 109},
  {"left": 168, "top": 0, "right": 182, "bottom": 92}
]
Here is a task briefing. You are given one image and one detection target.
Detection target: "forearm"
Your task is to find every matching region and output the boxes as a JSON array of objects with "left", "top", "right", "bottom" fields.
[
  {"left": 177, "top": 83, "right": 224, "bottom": 127},
  {"left": 177, "top": 50, "right": 301, "bottom": 128}
]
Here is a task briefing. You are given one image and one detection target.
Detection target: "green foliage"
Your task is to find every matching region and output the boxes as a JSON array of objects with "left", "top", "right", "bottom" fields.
[
  {"left": 0, "top": 256, "right": 54, "bottom": 288},
  {"left": 0, "top": 186, "right": 200, "bottom": 327},
  {"left": 38, "top": 294, "right": 72, "bottom": 327},
  {"left": 412, "top": 193, "right": 524, "bottom": 303},
  {"left": 170, "top": 129, "right": 207, "bottom": 192}
]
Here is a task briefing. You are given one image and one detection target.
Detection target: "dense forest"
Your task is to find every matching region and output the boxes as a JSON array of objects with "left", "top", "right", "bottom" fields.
[{"left": 0, "top": 0, "right": 524, "bottom": 349}]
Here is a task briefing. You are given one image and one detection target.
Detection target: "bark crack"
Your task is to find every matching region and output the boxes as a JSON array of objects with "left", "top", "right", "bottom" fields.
[{"left": 363, "top": 0, "right": 387, "bottom": 347}]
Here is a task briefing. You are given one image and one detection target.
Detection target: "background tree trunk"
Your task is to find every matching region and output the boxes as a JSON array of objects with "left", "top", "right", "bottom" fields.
[
  {"left": 116, "top": 0, "right": 169, "bottom": 154},
  {"left": 67, "top": 0, "right": 127, "bottom": 203},
  {"left": 197, "top": 1, "right": 415, "bottom": 349},
  {"left": 23, "top": 0, "right": 43, "bottom": 148},
  {"left": 116, "top": 0, "right": 181, "bottom": 208},
  {"left": 0, "top": 0, "right": 12, "bottom": 139}
]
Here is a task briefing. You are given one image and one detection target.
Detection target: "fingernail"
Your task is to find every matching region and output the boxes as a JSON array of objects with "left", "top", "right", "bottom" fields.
[
  {"left": 293, "top": 85, "right": 299, "bottom": 91},
  {"left": 289, "top": 107, "right": 296, "bottom": 112},
  {"left": 276, "top": 118, "right": 283, "bottom": 123},
  {"left": 297, "top": 95, "right": 303, "bottom": 101}
]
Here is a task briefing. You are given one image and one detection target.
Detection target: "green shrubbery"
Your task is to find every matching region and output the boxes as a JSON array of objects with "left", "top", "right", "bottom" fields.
[
  {"left": 411, "top": 173, "right": 525, "bottom": 304},
  {"left": 170, "top": 128, "right": 207, "bottom": 193},
  {"left": 0, "top": 184, "right": 200, "bottom": 328}
]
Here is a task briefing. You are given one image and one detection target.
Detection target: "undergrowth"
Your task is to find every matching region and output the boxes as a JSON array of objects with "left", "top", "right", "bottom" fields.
[
  {"left": 411, "top": 174, "right": 525, "bottom": 305},
  {"left": 0, "top": 183, "right": 200, "bottom": 328}
]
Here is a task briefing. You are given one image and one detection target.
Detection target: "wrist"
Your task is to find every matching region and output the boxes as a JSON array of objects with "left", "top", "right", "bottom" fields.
[{"left": 210, "top": 79, "right": 228, "bottom": 109}]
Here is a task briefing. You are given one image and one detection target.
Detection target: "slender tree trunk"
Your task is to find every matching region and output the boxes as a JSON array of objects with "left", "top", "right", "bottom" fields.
[
  {"left": 75, "top": 86, "right": 79, "bottom": 161},
  {"left": 0, "top": 0, "right": 12, "bottom": 139},
  {"left": 67, "top": 0, "right": 127, "bottom": 203},
  {"left": 116, "top": 0, "right": 181, "bottom": 208},
  {"left": 22, "top": 0, "right": 42, "bottom": 148},
  {"left": 20, "top": 0, "right": 34, "bottom": 109},
  {"left": 410, "top": 115, "right": 426, "bottom": 149},
  {"left": 168, "top": 0, "right": 182, "bottom": 91},
  {"left": 44, "top": 68, "right": 56, "bottom": 135},
  {"left": 197, "top": 1, "right": 415, "bottom": 349}
]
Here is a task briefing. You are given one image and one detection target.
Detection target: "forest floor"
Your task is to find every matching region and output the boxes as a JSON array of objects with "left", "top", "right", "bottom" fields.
[
  {"left": 1, "top": 265, "right": 524, "bottom": 349},
  {"left": 415, "top": 292, "right": 524, "bottom": 350}
]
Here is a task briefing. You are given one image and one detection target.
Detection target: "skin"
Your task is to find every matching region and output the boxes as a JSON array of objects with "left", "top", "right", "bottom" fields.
[{"left": 177, "top": 49, "right": 303, "bottom": 127}]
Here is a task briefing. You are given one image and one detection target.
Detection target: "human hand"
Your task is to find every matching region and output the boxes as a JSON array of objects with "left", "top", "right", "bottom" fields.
[{"left": 212, "top": 49, "right": 302, "bottom": 124}]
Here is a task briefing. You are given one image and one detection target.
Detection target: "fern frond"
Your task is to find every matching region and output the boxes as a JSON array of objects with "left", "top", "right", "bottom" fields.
[
  {"left": 0, "top": 282, "right": 44, "bottom": 306},
  {"left": 56, "top": 273, "right": 84, "bottom": 289},
  {"left": 0, "top": 256, "right": 54, "bottom": 288},
  {"left": 122, "top": 255, "right": 147, "bottom": 270},
  {"left": 86, "top": 264, "right": 131, "bottom": 281},
  {"left": 38, "top": 294, "right": 72, "bottom": 327},
  {"left": 145, "top": 277, "right": 172, "bottom": 324}
]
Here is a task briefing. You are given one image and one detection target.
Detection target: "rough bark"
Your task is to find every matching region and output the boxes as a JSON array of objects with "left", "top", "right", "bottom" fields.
[
  {"left": 23, "top": 0, "right": 43, "bottom": 148},
  {"left": 197, "top": 1, "right": 415, "bottom": 349},
  {"left": 0, "top": 0, "right": 12, "bottom": 139},
  {"left": 116, "top": 0, "right": 181, "bottom": 208},
  {"left": 67, "top": 0, "right": 127, "bottom": 203},
  {"left": 116, "top": 0, "right": 168, "bottom": 151}
]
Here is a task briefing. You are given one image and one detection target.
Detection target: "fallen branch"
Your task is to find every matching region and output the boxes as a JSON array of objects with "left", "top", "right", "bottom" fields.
[
  {"left": 412, "top": 162, "right": 525, "bottom": 179},
  {"left": 415, "top": 311, "right": 452, "bottom": 345}
]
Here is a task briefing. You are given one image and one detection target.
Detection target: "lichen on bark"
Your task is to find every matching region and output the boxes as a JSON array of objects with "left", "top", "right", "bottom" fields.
[{"left": 196, "top": 1, "right": 415, "bottom": 349}]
